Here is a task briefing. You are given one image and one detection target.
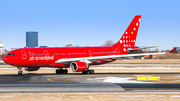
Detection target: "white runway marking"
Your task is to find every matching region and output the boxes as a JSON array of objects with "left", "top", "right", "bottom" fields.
[{"left": 90, "top": 77, "right": 152, "bottom": 83}]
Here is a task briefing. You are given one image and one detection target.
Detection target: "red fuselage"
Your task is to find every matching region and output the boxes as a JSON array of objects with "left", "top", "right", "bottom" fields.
[{"left": 3, "top": 46, "right": 127, "bottom": 68}]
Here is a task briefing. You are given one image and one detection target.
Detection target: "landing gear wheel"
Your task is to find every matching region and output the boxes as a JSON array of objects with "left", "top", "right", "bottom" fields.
[
  {"left": 60, "top": 69, "right": 64, "bottom": 74},
  {"left": 82, "top": 69, "right": 94, "bottom": 74},
  {"left": 56, "top": 69, "right": 68, "bottom": 74},
  {"left": 64, "top": 69, "right": 68, "bottom": 74},
  {"left": 18, "top": 71, "right": 23, "bottom": 75},
  {"left": 91, "top": 70, "right": 94, "bottom": 74},
  {"left": 87, "top": 70, "right": 91, "bottom": 74},
  {"left": 17, "top": 67, "right": 23, "bottom": 75},
  {"left": 56, "top": 69, "right": 60, "bottom": 74},
  {"left": 82, "top": 71, "right": 87, "bottom": 74}
]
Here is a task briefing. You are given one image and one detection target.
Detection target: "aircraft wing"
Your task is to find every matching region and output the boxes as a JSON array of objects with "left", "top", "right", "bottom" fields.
[
  {"left": 55, "top": 52, "right": 166, "bottom": 63},
  {"left": 128, "top": 46, "right": 160, "bottom": 51}
]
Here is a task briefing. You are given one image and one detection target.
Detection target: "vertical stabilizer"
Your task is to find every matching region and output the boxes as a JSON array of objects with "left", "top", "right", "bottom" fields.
[{"left": 113, "top": 15, "right": 141, "bottom": 48}]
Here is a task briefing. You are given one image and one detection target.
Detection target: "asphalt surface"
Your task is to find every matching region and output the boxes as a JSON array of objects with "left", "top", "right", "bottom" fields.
[
  {"left": 0, "top": 63, "right": 7, "bottom": 65},
  {"left": 0, "top": 83, "right": 124, "bottom": 92},
  {"left": 0, "top": 73, "right": 180, "bottom": 92},
  {"left": 1, "top": 60, "right": 180, "bottom": 92}
]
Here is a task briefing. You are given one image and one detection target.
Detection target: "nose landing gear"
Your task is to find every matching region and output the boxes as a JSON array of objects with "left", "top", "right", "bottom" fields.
[{"left": 18, "top": 67, "right": 23, "bottom": 75}]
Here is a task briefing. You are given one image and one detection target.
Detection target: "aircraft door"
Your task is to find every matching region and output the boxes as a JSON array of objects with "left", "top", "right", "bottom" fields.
[
  {"left": 21, "top": 51, "right": 27, "bottom": 59},
  {"left": 115, "top": 48, "right": 120, "bottom": 55},
  {"left": 88, "top": 50, "right": 92, "bottom": 57},
  {"left": 44, "top": 50, "right": 49, "bottom": 56}
]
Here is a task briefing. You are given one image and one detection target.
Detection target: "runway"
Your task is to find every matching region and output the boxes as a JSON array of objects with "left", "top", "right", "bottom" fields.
[
  {"left": 0, "top": 83, "right": 124, "bottom": 92},
  {"left": 0, "top": 73, "right": 180, "bottom": 92},
  {"left": 1, "top": 60, "right": 180, "bottom": 93},
  {"left": 1, "top": 63, "right": 180, "bottom": 100}
]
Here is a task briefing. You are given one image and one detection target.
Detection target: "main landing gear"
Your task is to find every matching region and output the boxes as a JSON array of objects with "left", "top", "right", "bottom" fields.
[
  {"left": 82, "top": 64, "right": 95, "bottom": 74},
  {"left": 56, "top": 69, "right": 68, "bottom": 74},
  {"left": 82, "top": 69, "right": 94, "bottom": 74},
  {"left": 18, "top": 67, "right": 23, "bottom": 75}
]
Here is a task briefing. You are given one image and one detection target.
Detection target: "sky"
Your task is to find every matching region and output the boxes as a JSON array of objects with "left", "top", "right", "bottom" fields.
[{"left": 0, "top": 0, "right": 180, "bottom": 50}]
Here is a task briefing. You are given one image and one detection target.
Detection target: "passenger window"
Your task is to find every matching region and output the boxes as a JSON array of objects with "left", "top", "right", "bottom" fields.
[{"left": 12, "top": 54, "right": 16, "bottom": 56}]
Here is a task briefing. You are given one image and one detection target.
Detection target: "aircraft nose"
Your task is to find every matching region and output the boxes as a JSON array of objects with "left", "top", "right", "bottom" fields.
[
  {"left": 3, "top": 56, "right": 6, "bottom": 62},
  {"left": 2, "top": 55, "right": 18, "bottom": 65},
  {"left": 2, "top": 56, "right": 8, "bottom": 64},
  {"left": 3, "top": 56, "right": 12, "bottom": 65}
]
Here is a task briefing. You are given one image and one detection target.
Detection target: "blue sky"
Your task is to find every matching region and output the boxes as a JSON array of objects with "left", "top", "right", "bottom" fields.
[{"left": 0, "top": 0, "right": 179, "bottom": 50}]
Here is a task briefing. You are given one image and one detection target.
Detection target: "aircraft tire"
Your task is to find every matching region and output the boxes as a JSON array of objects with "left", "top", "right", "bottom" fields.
[
  {"left": 82, "top": 71, "right": 85, "bottom": 74},
  {"left": 18, "top": 71, "right": 23, "bottom": 75},
  {"left": 60, "top": 69, "right": 64, "bottom": 74},
  {"left": 91, "top": 70, "right": 94, "bottom": 74},
  {"left": 82, "top": 71, "right": 87, "bottom": 74},
  {"left": 82, "top": 70, "right": 94, "bottom": 74},
  {"left": 64, "top": 69, "right": 68, "bottom": 74},
  {"left": 87, "top": 70, "right": 91, "bottom": 74},
  {"left": 56, "top": 69, "right": 60, "bottom": 74}
]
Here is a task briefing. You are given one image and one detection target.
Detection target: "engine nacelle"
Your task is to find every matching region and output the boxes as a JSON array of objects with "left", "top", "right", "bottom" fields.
[
  {"left": 70, "top": 61, "right": 87, "bottom": 72},
  {"left": 127, "top": 46, "right": 139, "bottom": 53},
  {"left": 25, "top": 67, "right": 40, "bottom": 71}
]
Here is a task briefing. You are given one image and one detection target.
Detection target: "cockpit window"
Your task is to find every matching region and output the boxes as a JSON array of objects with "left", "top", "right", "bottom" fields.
[{"left": 6, "top": 53, "right": 16, "bottom": 56}]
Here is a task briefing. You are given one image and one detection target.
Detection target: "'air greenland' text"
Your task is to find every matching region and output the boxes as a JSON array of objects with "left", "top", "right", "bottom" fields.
[{"left": 29, "top": 56, "right": 54, "bottom": 61}]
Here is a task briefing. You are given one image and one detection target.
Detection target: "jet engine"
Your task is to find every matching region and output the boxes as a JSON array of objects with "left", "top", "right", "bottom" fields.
[
  {"left": 70, "top": 61, "right": 87, "bottom": 72},
  {"left": 127, "top": 46, "right": 139, "bottom": 53},
  {"left": 25, "top": 67, "right": 40, "bottom": 71}
]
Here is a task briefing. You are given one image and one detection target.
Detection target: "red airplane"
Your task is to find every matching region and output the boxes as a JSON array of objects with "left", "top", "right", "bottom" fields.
[{"left": 3, "top": 15, "right": 165, "bottom": 75}]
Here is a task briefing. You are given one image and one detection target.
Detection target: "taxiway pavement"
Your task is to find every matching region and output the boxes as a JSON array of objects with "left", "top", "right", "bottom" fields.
[{"left": 0, "top": 73, "right": 180, "bottom": 92}]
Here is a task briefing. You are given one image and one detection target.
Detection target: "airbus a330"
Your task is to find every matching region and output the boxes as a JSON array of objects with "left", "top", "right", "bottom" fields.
[{"left": 3, "top": 15, "right": 166, "bottom": 75}]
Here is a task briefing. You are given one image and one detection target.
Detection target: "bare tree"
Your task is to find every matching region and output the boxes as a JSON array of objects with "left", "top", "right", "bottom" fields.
[
  {"left": 102, "top": 40, "right": 114, "bottom": 46},
  {"left": 65, "top": 44, "right": 73, "bottom": 47},
  {"left": 153, "top": 48, "right": 159, "bottom": 53}
]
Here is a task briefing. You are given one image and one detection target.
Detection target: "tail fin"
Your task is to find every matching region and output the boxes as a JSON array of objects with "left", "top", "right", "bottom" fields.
[{"left": 113, "top": 15, "right": 141, "bottom": 48}]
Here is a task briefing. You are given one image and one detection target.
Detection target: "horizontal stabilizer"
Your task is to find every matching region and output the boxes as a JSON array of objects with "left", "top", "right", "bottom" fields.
[{"left": 168, "top": 47, "right": 177, "bottom": 53}]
